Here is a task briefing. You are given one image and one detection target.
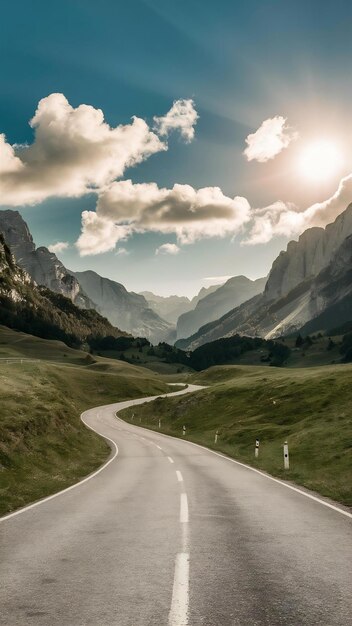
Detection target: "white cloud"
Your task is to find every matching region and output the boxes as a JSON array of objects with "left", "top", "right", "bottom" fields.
[
  {"left": 76, "top": 179, "right": 251, "bottom": 255},
  {"left": 48, "top": 241, "right": 69, "bottom": 254},
  {"left": 244, "top": 173, "right": 352, "bottom": 245},
  {"left": 203, "top": 275, "right": 232, "bottom": 285},
  {"left": 0, "top": 93, "right": 172, "bottom": 206},
  {"left": 244, "top": 116, "right": 298, "bottom": 163},
  {"left": 155, "top": 243, "right": 180, "bottom": 255},
  {"left": 76, "top": 211, "right": 129, "bottom": 256},
  {"left": 115, "top": 247, "right": 129, "bottom": 256},
  {"left": 154, "top": 99, "right": 198, "bottom": 143}
]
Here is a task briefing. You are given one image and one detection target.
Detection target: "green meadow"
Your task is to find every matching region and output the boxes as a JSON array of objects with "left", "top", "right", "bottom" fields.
[
  {"left": 0, "top": 326, "right": 169, "bottom": 515},
  {"left": 120, "top": 364, "right": 352, "bottom": 506}
]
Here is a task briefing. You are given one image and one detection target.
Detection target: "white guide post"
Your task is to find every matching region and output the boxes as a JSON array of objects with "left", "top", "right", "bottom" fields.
[
  {"left": 159, "top": 418, "right": 161, "bottom": 429},
  {"left": 214, "top": 430, "right": 219, "bottom": 444},
  {"left": 284, "top": 441, "right": 289, "bottom": 469},
  {"left": 131, "top": 413, "right": 134, "bottom": 421},
  {"left": 182, "top": 425, "right": 186, "bottom": 436},
  {"left": 255, "top": 439, "right": 259, "bottom": 458}
]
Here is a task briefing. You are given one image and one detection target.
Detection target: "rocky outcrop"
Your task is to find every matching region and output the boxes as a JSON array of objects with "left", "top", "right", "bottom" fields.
[
  {"left": 72, "top": 270, "right": 174, "bottom": 344},
  {"left": 0, "top": 210, "right": 94, "bottom": 309},
  {"left": 176, "top": 275, "right": 266, "bottom": 339}
]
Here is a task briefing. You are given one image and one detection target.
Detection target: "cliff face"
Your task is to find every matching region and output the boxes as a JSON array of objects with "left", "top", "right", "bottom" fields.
[
  {"left": 0, "top": 210, "right": 93, "bottom": 309},
  {"left": 177, "top": 204, "right": 352, "bottom": 349},
  {"left": 72, "top": 270, "right": 174, "bottom": 344},
  {"left": 264, "top": 204, "right": 352, "bottom": 301}
]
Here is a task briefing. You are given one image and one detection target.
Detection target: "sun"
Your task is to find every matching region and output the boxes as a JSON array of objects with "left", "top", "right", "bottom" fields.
[{"left": 297, "top": 140, "right": 343, "bottom": 183}]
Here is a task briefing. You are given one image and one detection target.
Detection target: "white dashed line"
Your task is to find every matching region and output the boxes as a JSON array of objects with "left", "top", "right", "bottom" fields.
[
  {"left": 156, "top": 445, "right": 162, "bottom": 450},
  {"left": 168, "top": 552, "right": 189, "bottom": 626},
  {"left": 180, "top": 493, "right": 189, "bottom": 524},
  {"left": 176, "top": 471, "right": 183, "bottom": 482},
  {"left": 167, "top": 456, "right": 174, "bottom": 464}
]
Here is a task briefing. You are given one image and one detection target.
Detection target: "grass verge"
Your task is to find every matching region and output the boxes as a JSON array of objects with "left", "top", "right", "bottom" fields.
[
  {"left": 0, "top": 344, "right": 169, "bottom": 515},
  {"left": 119, "top": 364, "right": 352, "bottom": 506}
]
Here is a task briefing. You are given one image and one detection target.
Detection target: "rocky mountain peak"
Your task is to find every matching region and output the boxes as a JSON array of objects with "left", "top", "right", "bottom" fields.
[
  {"left": 264, "top": 204, "right": 352, "bottom": 302},
  {"left": 0, "top": 210, "right": 94, "bottom": 309}
]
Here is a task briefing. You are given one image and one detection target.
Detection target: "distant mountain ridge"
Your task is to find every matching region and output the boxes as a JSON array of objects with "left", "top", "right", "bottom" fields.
[
  {"left": 140, "top": 284, "right": 219, "bottom": 325},
  {"left": 176, "top": 275, "right": 266, "bottom": 340},
  {"left": 72, "top": 270, "right": 174, "bottom": 345}
]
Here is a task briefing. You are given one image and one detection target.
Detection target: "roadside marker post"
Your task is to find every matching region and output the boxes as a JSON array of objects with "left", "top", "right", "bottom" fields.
[
  {"left": 159, "top": 418, "right": 161, "bottom": 429},
  {"left": 182, "top": 425, "right": 186, "bottom": 436},
  {"left": 131, "top": 413, "right": 134, "bottom": 421},
  {"left": 214, "top": 430, "right": 219, "bottom": 444},
  {"left": 255, "top": 439, "right": 259, "bottom": 458},
  {"left": 284, "top": 441, "right": 289, "bottom": 469}
]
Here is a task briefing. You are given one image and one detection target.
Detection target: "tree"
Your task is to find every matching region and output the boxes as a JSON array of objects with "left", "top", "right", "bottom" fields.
[{"left": 295, "top": 334, "right": 304, "bottom": 347}]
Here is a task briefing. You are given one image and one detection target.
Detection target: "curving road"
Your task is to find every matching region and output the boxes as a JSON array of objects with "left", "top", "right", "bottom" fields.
[{"left": 0, "top": 384, "right": 351, "bottom": 626}]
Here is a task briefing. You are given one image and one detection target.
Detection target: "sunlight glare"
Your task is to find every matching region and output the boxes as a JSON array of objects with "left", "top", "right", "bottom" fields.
[{"left": 298, "top": 140, "right": 343, "bottom": 182}]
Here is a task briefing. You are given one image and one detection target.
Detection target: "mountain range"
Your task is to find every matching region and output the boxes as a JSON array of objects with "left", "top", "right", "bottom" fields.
[
  {"left": 140, "top": 286, "right": 219, "bottom": 324},
  {"left": 177, "top": 204, "right": 352, "bottom": 350},
  {"left": 0, "top": 232, "right": 126, "bottom": 348},
  {"left": 0, "top": 211, "right": 174, "bottom": 343},
  {"left": 176, "top": 275, "right": 266, "bottom": 340},
  {"left": 2, "top": 202, "right": 352, "bottom": 352},
  {"left": 0, "top": 210, "right": 268, "bottom": 344}
]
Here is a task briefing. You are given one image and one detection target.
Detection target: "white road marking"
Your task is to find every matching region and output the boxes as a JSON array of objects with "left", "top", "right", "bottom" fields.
[
  {"left": 122, "top": 417, "right": 352, "bottom": 520},
  {"left": 168, "top": 552, "right": 189, "bottom": 626},
  {"left": 156, "top": 444, "right": 162, "bottom": 450},
  {"left": 180, "top": 493, "right": 189, "bottom": 524},
  {"left": 0, "top": 383, "right": 202, "bottom": 524},
  {"left": 167, "top": 456, "right": 174, "bottom": 464},
  {"left": 176, "top": 471, "right": 183, "bottom": 482}
]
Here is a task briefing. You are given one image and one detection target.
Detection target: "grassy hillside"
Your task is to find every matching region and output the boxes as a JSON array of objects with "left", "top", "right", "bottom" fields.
[
  {"left": 119, "top": 364, "right": 352, "bottom": 506},
  {"left": 0, "top": 327, "right": 169, "bottom": 515}
]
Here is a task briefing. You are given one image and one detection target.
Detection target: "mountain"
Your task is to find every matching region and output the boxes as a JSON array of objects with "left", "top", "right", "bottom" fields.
[
  {"left": 72, "top": 270, "right": 174, "bottom": 344},
  {"left": 177, "top": 204, "right": 352, "bottom": 349},
  {"left": 0, "top": 210, "right": 174, "bottom": 343},
  {"left": 140, "top": 284, "right": 219, "bottom": 325},
  {"left": 140, "top": 292, "right": 192, "bottom": 324},
  {"left": 0, "top": 210, "right": 94, "bottom": 309},
  {"left": 176, "top": 275, "right": 266, "bottom": 340},
  {"left": 0, "top": 233, "right": 126, "bottom": 348}
]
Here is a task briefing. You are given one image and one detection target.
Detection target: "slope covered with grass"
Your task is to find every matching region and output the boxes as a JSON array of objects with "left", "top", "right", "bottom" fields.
[
  {"left": 0, "top": 328, "right": 169, "bottom": 515},
  {"left": 120, "top": 364, "right": 352, "bottom": 506}
]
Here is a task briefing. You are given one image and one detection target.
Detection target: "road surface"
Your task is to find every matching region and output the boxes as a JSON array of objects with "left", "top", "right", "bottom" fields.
[{"left": 1, "top": 384, "right": 351, "bottom": 626}]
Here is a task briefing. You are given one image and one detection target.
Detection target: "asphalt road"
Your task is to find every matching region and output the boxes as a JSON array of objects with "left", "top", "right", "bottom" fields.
[{"left": 1, "top": 384, "right": 351, "bottom": 626}]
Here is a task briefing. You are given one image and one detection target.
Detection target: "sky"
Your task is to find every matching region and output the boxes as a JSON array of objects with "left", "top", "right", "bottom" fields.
[{"left": 1, "top": 0, "right": 352, "bottom": 296}]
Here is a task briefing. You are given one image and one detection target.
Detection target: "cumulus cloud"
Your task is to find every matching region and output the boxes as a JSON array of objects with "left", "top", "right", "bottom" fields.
[
  {"left": 153, "top": 99, "right": 198, "bottom": 143},
  {"left": 76, "top": 211, "right": 130, "bottom": 256},
  {"left": 48, "top": 241, "right": 69, "bottom": 254},
  {"left": 76, "top": 179, "right": 251, "bottom": 256},
  {"left": 0, "top": 93, "right": 173, "bottom": 206},
  {"left": 244, "top": 116, "right": 298, "bottom": 163},
  {"left": 155, "top": 243, "right": 180, "bottom": 255},
  {"left": 244, "top": 173, "right": 352, "bottom": 245}
]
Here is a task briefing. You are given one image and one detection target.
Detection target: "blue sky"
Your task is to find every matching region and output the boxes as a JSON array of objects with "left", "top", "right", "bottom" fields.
[{"left": 1, "top": 0, "right": 352, "bottom": 296}]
